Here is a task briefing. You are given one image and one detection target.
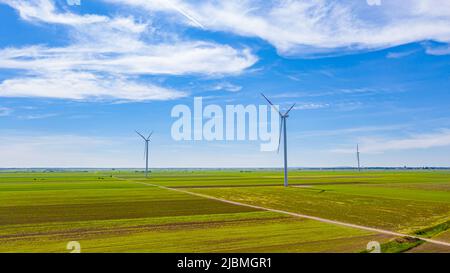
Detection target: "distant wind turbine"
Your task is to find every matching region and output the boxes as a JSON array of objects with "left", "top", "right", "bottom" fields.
[
  {"left": 356, "top": 144, "right": 361, "bottom": 172},
  {"left": 261, "top": 93, "right": 296, "bottom": 187},
  {"left": 136, "top": 130, "right": 153, "bottom": 177}
]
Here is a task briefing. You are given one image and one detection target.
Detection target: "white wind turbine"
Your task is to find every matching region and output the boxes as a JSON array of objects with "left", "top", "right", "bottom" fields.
[
  {"left": 356, "top": 144, "right": 361, "bottom": 172},
  {"left": 136, "top": 131, "right": 153, "bottom": 177},
  {"left": 261, "top": 93, "right": 296, "bottom": 187}
]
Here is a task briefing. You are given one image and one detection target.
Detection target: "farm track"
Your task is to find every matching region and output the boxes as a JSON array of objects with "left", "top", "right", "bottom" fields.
[{"left": 118, "top": 178, "right": 450, "bottom": 249}]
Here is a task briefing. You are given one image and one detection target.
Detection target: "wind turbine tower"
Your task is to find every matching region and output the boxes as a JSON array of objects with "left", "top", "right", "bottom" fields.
[
  {"left": 136, "top": 131, "right": 153, "bottom": 177},
  {"left": 261, "top": 93, "right": 296, "bottom": 187},
  {"left": 357, "top": 144, "right": 361, "bottom": 172}
]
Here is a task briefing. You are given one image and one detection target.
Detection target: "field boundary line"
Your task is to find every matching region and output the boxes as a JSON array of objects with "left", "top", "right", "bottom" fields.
[{"left": 126, "top": 179, "right": 450, "bottom": 248}]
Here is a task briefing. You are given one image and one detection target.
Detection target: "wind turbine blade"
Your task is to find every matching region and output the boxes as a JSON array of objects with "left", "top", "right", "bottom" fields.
[
  {"left": 277, "top": 116, "right": 284, "bottom": 154},
  {"left": 135, "top": 130, "right": 146, "bottom": 140},
  {"left": 147, "top": 131, "right": 153, "bottom": 140},
  {"left": 261, "top": 93, "right": 275, "bottom": 106},
  {"left": 261, "top": 93, "right": 282, "bottom": 116},
  {"left": 284, "top": 103, "right": 296, "bottom": 116}
]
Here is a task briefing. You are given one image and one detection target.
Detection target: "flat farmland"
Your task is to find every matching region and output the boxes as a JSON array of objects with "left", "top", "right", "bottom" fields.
[
  {"left": 0, "top": 170, "right": 449, "bottom": 252},
  {"left": 188, "top": 183, "right": 450, "bottom": 233}
]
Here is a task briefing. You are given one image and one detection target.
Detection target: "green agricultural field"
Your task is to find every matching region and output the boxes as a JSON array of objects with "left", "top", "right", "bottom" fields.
[{"left": 0, "top": 170, "right": 449, "bottom": 252}]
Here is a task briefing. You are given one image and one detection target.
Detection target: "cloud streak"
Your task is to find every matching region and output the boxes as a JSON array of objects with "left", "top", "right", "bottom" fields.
[
  {"left": 211, "top": 82, "right": 242, "bottom": 92},
  {"left": 0, "top": 71, "right": 186, "bottom": 101},
  {"left": 0, "top": 132, "right": 138, "bottom": 168},
  {"left": 424, "top": 44, "right": 450, "bottom": 56},
  {"left": 294, "top": 103, "right": 329, "bottom": 110},
  {"left": 0, "top": 0, "right": 107, "bottom": 25},
  {"left": 386, "top": 50, "right": 418, "bottom": 59},
  {"left": 0, "top": 107, "right": 13, "bottom": 117},
  {"left": 332, "top": 129, "right": 450, "bottom": 154}
]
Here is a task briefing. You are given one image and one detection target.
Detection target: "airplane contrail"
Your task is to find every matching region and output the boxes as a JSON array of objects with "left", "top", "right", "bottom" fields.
[{"left": 164, "top": 0, "right": 205, "bottom": 29}]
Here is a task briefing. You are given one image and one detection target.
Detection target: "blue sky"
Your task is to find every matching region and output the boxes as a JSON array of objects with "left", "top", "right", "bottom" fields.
[{"left": 0, "top": 0, "right": 450, "bottom": 168}]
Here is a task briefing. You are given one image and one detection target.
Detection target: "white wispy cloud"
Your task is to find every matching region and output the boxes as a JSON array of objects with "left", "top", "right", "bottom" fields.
[
  {"left": 0, "top": 0, "right": 257, "bottom": 101},
  {"left": 211, "top": 82, "right": 242, "bottom": 92},
  {"left": 332, "top": 129, "right": 450, "bottom": 154},
  {"left": 424, "top": 44, "right": 450, "bottom": 56},
  {"left": 297, "top": 124, "right": 408, "bottom": 138},
  {"left": 261, "top": 87, "right": 396, "bottom": 101},
  {"left": 0, "top": 0, "right": 107, "bottom": 25},
  {"left": 0, "top": 42, "right": 256, "bottom": 76},
  {"left": 386, "top": 50, "right": 418, "bottom": 59},
  {"left": 17, "top": 113, "right": 58, "bottom": 120},
  {"left": 110, "top": 0, "right": 450, "bottom": 57},
  {"left": 0, "top": 106, "right": 13, "bottom": 117},
  {"left": 0, "top": 71, "right": 186, "bottom": 101},
  {"left": 294, "top": 103, "right": 329, "bottom": 110},
  {"left": 0, "top": 132, "right": 137, "bottom": 167}
]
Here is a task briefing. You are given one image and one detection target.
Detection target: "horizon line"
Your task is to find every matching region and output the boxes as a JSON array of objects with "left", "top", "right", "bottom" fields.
[{"left": 1, "top": 167, "right": 450, "bottom": 171}]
